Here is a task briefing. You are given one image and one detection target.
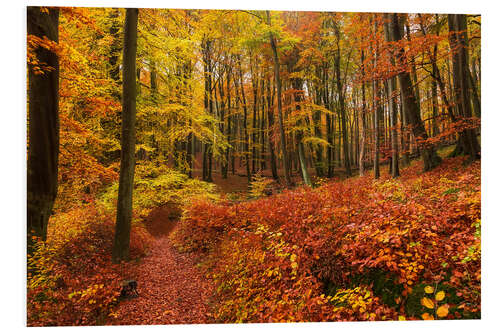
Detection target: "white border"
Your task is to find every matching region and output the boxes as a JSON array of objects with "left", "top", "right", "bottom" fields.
[{"left": 3, "top": 1, "right": 499, "bottom": 332}]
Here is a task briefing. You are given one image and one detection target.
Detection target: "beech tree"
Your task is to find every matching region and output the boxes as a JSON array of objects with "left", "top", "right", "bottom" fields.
[
  {"left": 27, "top": 6, "right": 60, "bottom": 254},
  {"left": 390, "top": 13, "right": 441, "bottom": 172},
  {"left": 448, "top": 14, "right": 481, "bottom": 161},
  {"left": 112, "top": 8, "right": 139, "bottom": 263},
  {"left": 267, "top": 10, "right": 292, "bottom": 187}
]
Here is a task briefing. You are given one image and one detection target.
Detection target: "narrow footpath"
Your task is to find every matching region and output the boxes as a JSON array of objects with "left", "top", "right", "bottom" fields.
[{"left": 108, "top": 206, "right": 215, "bottom": 325}]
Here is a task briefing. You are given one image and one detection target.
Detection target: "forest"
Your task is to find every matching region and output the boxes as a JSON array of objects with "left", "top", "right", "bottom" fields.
[{"left": 26, "top": 6, "right": 481, "bottom": 326}]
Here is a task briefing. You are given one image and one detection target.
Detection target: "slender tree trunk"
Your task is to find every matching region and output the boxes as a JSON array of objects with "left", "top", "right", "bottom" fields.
[
  {"left": 448, "top": 14, "right": 480, "bottom": 160},
  {"left": 359, "top": 50, "right": 367, "bottom": 177},
  {"left": 112, "top": 8, "right": 139, "bottom": 263},
  {"left": 333, "top": 23, "right": 351, "bottom": 177},
  {"left": 266, "top": 77, "right": 279, "bottom": 180},
  {"left": 237, "top": 57, "right": 252, "bottom": 183},
  {"left": 251, "top": 64, "right": 259, "bottom": 174},
  {"left": 291, "top": 77, "right": 312, "bottom": 187},
  {"left": 391, "top": 13, "right": 441, "bottom": 172},
  {"left": 267, "top": 11, "right": 292, "bottom": 187},
  {"left": 384, "top": 14, "right": 400, "bottom": 177},
  {"left": 27, "top": 7, "right": 60, "bottom": 254},
  {"left": 260, "top": 73, "right": 267, "bottom": 171},
  {"left": 372, "top": 20, "right": 381, "bottom": 179}
]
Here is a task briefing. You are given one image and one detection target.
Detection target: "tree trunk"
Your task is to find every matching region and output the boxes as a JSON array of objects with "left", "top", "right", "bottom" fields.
[
  {"left": 112, "top": 8, "right": 139, "bottom": 263},
  {"left": 391, "top": 13, "right": 441, "bottom": 172},
  {"left": 384, "top": 14, "right": 400, "bottom": 177},
  {"left": 359, "top": 50, "right": 367, "bottom": 177},
  {"left": 372, "top": 21, "right": 381, "bottom": 179},
  {"left": 448, "top": 14, "right": 480, "bottom": 160},
  {"left": 266, "top": 78, "right": 279, "bottom": 180},
  {"left": 267, "top": 11, "right": 292, "bottom": 187},
  {"left": 237, "top": 57, "right": 252, "bottom": 184},
  {"left": 27, "top": 7, "right": 60, "bottom": 254}
]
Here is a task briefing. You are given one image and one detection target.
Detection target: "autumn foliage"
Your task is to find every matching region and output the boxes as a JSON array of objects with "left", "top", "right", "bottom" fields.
[
  {"left": 26, "top": 6, "right": 481, "bottom": 327},
  {"left": 172, "top": 156, "right": 480, "bottom": 322},
  {"left": 27, "top": 205, "right": 151, "bottom": 326}
]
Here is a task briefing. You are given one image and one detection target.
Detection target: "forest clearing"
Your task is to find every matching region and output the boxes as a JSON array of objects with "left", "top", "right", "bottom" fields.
[{"left": 25, "top": 6, "right": 481, "bottom": 326}]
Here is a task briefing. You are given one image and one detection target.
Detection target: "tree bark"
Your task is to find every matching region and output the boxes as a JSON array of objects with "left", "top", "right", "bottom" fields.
[
  {"left": 384, "top": 14, "right": 400, "bottom": 177},
  {"left": 391, "top": 13, "right": 441, "bottom": 172},
  {"left": 112, "top": 8, "right": 139, "bottom": 263},
  {"left": 448, "top": 14, "right": 480, "bottom": 160},
  {"left": 267, "top": 11, "right": 292, "bottom": 187},
  {"left": 266, "top": 77, "right": 279, "bottom": 180},
  {"left": 372, "top": 20, "right": 381, "bottom": 179},
  {"left": 27, "top": 7, "right": 60, "bottom": 254},
  {"left": 359, "top": 50, "right": 367, "bottom": 177}
]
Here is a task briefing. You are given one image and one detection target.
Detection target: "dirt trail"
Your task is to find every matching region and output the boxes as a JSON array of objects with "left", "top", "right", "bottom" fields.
[{"left": 108, "top": 205, "right": 215, "bottom": 325}]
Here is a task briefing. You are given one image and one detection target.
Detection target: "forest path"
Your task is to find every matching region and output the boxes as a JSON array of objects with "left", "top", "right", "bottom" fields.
[{"left": 108, "top": 205, "right": 215, "bottom": 325}]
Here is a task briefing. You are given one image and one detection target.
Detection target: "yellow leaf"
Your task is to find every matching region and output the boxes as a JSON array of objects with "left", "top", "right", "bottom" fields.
[
  {"left": 291, "top": 262, "right": 298, "bottom": 269},
  {"left": 290, "top": 254, "right": 297, "bottom": 262},
  {"left": 435, "top": 291, "right": 445, "bottom": 301},
  {"left": 398, "top": 315, "right": 406, "bottom": 321},
  {"left": 420, "top": 297, "right": 434, "bottom": 309},
  {"left": 421, "top": 312, "right": 434, "bottom": 320},
  {"left": 436, "top": 305, "right": 449, "bottom": 318},
  {"left": 424, "top": 286, "right": 434, "bottom": 294}
]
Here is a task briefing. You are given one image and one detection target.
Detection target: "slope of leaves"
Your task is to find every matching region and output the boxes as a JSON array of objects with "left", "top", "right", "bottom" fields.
[
  {"left": 171, "top": 156, "right": 480, "bottom": 322},
  {"left": 27, "top": 205, "right": 150, "bottom": 326},
  {"left": 27, "top": 163, "right": 218, "bottom": 326}
]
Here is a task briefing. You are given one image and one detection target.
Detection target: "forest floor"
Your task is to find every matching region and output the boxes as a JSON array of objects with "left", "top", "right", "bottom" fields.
[
  {"left": 107, "top": 205, "right": 215, "bottom": 325},
  {"left": 107, "top": 146, "right": 458, "bottom": 325}
]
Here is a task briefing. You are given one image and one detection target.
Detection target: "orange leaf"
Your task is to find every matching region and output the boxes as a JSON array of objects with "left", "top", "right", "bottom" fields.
[
  {"left": 436, "top": 305, "right": 449, "bottom": 318},
  {"left": 421, "top": 297, "right": 434, "bottom": 309},
  {"left": 421, "top": 312, "right": 434, "bottom": 320}
]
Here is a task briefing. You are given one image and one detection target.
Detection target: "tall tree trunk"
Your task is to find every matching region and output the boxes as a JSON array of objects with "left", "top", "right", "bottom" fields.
[
  {"left": 27, "top": 7, "right": 60, "bottom": 254},
  {"left": 333, "top": 23, "right": 351, "bottom": 177},
  {"left": 266, "top": 77, "right": 279, "bottom": 180},
  {"left": 400, "top": 89, "right": 410, "bottom": 166},
  {"left": 237, "top": 57, "right": 252, "bottom": 183},
  {"left": 291, "top": 77, "right": 312, "bottom": 187},
  {"left": 260, "top": 73, "right": 267, "bottom": 171},
  {"left": 391, "top": 13, "right": 441, "bottom": 172},
  {"left": 359, "top": 50, "right": 367, "bottom": 177},
  {"left": 372, "top": 20, "right": 381, "bottom": 179},
  {"left": 112, "top": 8, "right": 139, "bottom": 263},
  {"left": 251, "top": 64, "right": 259, "bottom": 174},
  {"left": 448, "top": 14, "right": 480, "bottom": 160},
  {"left": 225, "top": 65, "right": 232, "bottom": 178},
  {"left": 384, "top": 14, "right": 400, "bottom": 177},
  {"left": 267, "top": 11, "right": 292, "bottom": 187}
]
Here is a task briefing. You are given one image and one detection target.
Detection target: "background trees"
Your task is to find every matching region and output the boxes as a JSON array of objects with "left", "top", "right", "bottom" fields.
[{"left": 27, "top": 7, "right": 481, "bottom": 259}]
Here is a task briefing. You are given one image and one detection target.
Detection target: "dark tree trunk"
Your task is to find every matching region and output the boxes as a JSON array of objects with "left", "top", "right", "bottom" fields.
[
  {"left": 333, "top": 23, "right": 351, "bottom": 177},
  {"left": 237, "top": 57, "right": 251, "bottom": 184},
  {"left": 391, "top": 13, "right": 441, "bottom": 172},
  {"left": 384, "top": 14, "right": 400, "bottom": 178},
  {"left": 359, "top": 51, "right": 367, "bottom": 176},
  {"left": 266, "top": 77, "right": 279, "bottom": 180},
  {"left": 448, "top": 14, "right": 480, "bottom": 160},
  {"left": 112, "top": 8, "right": 139, "bottom": 263},
  {"left": 267, "top": 11, "right": 292, "bottom": 187},
  {"left": 372, "top": 22, "right": 381, "bottom": 179},
  {"left": 27, "top": 7, "right": 60, "bottom": 254}
]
